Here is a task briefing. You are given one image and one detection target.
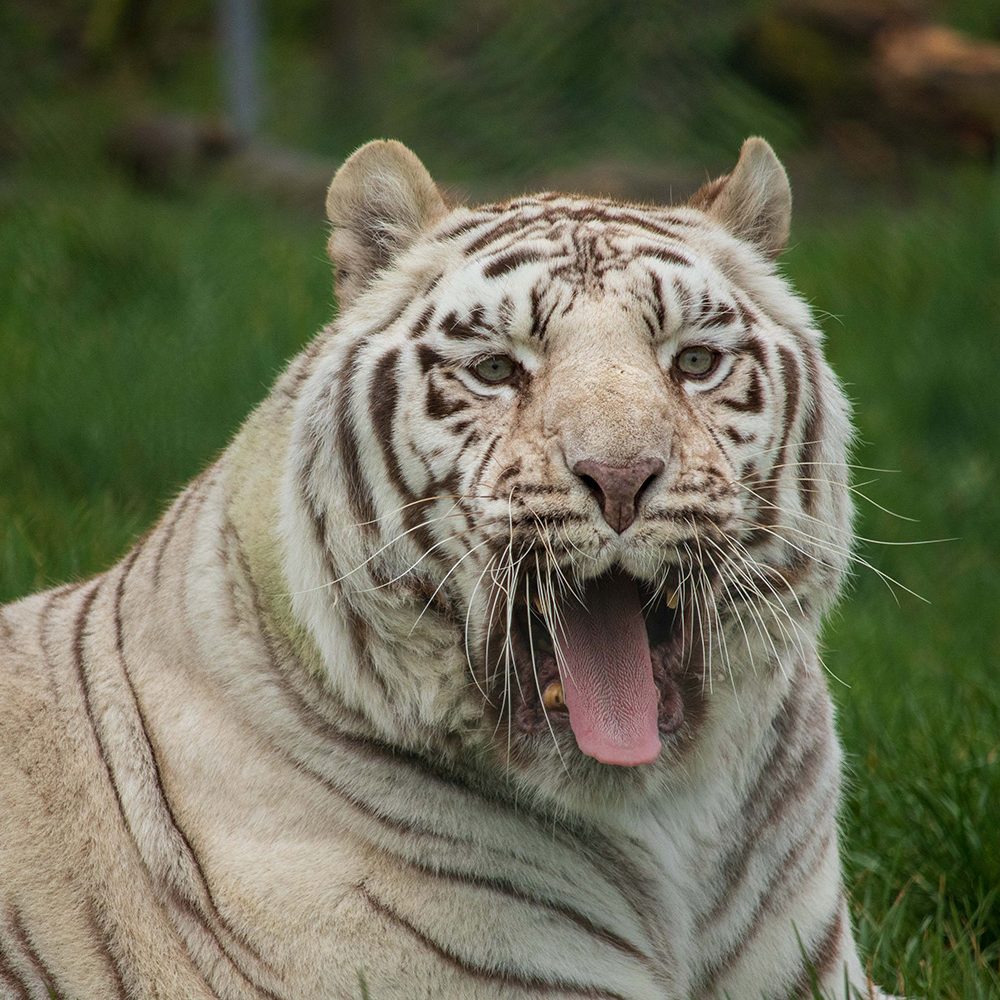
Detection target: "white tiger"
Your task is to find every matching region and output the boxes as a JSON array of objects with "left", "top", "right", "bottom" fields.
[{"left": 0, "top": 137, "right": 895, "bottom": 999}]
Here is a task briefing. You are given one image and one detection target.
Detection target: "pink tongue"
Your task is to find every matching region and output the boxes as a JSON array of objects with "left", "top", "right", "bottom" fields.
[{"left": 557, "top": 571, "right": 661, "bottom": 767}]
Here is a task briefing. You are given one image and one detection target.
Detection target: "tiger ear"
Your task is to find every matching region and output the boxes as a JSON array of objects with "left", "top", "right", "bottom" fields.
[
  {"left": 689, "top": 137, "right": 791, "bottom": 258},
  {"left": 325, "top": 140, "right": 447, "bottom": 307}
]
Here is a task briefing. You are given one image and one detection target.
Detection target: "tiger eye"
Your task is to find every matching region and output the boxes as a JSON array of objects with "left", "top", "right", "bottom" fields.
[
  {"left": 676, "top": 346, "right": 719, "bottom": 378},
  {"left": 472, "top": 355, "right": 516, "bottom": 385}
]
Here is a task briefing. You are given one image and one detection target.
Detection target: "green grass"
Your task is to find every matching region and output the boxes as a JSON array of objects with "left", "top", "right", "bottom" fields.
[
  {"left": 785, "top": 168, "right": 1000, "bottom": 997},
  {"left": 0, "top": 89, "right": 331, "bottom": 596},
  {"left": 2, "top": 84, "right": 999, "bottom": 997}
]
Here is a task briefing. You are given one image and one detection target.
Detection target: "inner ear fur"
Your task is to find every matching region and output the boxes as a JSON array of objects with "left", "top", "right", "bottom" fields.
[
  {"left": 325, "top": 140, "right": 447, "bottom": 307},
  {"left": 689, "top": 137, "right": 791, "bottom": 257}
]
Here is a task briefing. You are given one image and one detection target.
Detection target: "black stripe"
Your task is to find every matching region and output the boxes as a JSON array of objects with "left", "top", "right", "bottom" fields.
[
  {"left": 723, "top": 425, "right": 754, "bottom": 445},
  {"left": 536, "top": 286, "right": 561, "bottom": 339},
  {"left": 400, "top": 859, "right": 652, "bottom": 966},
  {"left": 358, "top": 883, "right": 631, "bottom": 999},
  {"left": 113, "top": 543, "right": 281, "bottom": 989},
  {"left": 416, "top": 343, "right": 444, "bottom": 375},
  {"left": 151, "top": 480, "right": 203, "bottom": 589},
  {"left": 649, "top": 271, "right": 666, "bottom": 332},
  {"left": 369, "top": 348, "right": 408, "bottom": 492},
  {"left": 744, "top": 346, "right": 801, "bottom": 544},
  {"left": 336, "top": 342, "right": 379, "bottom": 532},
  {"left": 463, "top": 214, "right": 535, "bottom": 255},
  {"left": 671, "top": 275, "right": 694, "bottom": 325},
  {"left": 5, "top": 907, "right": 57, "bottom": 999},
  {"left": 438, "top": 212, "right": 504, "bottom": 242},
  {"left": 605, "top": 207, "right": 692, "bottom": 237},
  {"left": 35, "top": 582, "right": 83, "bottom": 700},
  {"left": 0, "top": 933, "right": 30, "bottom": 1000},
  {"left": 736, "top": 333, "right": 769, "bottom": 372},
  {"left": 698, "top": 666, "right": 819, "bottom": 927},
  {"left": 471, "top": 432, "right": 503, "bottom": 491},
  {"left": 298, "top": 436, "right": 338, "bottom": 561},
  {"left": 649, "top": 505, "right": 724, "bottom": 525},
  {"left": 440, "top": 306, "right": 489, "bottom": 341},
  {"left": 425, "top": 376, "right": 468, "bottom": 420},
  {"left": 72, "top": 578, "right": 124, "bottom": 808},
  {"left": 799, "top": 345, "right": 825, "bottom": 516},
  {"left": 84, "top": 903, "right": 128, "bottom": 1000},
  {"left": 421, "top": 271, "right": 444, "bottom": 297},
  {"left": 785, "top": 905, "right": 845, "bottom": 999},
  {"left": 719, "top": 368, "right": 764, "bottom": 414},
  {"left": 410, "top": 304, "right": 435, "bottom": 339},
  {"left": 344, "top": 602, "right": 392, "bottom": 699},
  {"left": 281, "top": 331, "right": 328, "bottom": 402},
  {"left": 777, "top": 345, "right": 802, "bottom": 463},
  {"left": 0, "top": 963, "right": 28, "bottom": 1000},
  {"left": 630, "top": 243, "right": 692, "bottom": 268},
  {"left": 639, "top": 309, "right": 657, "bottom": 339},
  {"left": 530, "top": 284, "right": 546, "bottom": 337},
  {"left": 702, "top": 301, "right": 738, "bottom": 328},
  {"left": 508, "top": 483, "right": 570, "bottom": 497},
  {"left": 483, "top": 246, "right": 547, "bottom": 278}
]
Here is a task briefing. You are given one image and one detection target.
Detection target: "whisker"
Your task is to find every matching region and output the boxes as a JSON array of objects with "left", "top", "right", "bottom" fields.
[
  {"left": 767, "top": 458, "right": 900, "bottom": 475},
  {"left": 352, "top": 531, "right": 467, "bottom": 594},
  {"left": 702, "top": 545, "right": 737, "bottom": 697},
  {"left": 709, "top": 551, "right": 760, "bottom": 675},
  {"left": 348, "top": 492, "right": 498, "bottom": 529},
  {"left": 714, "top": 536, "right": 809, "bottom": 670},
  {"left": 464, "top": 553, "right": 498, "bottom": 705},
  {"left": 741, "top": 475, "right": 918, "bottom": 524},
  {"left": 293, "top": 506, "right": 467, "bottom": 594},
  {"left": 734, "top": 515, "right": 929, "bottom": 605},
  {"left": 408, "top": 538, "right": 492, "bottom": 634},
  {"left": 525, "top": 573, "right": 569, "bottom": 773}
]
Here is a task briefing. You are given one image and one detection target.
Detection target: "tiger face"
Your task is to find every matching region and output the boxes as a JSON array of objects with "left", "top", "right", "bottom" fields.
[{"left": 285, "top": 140, "right": 853, "bottom": 801}]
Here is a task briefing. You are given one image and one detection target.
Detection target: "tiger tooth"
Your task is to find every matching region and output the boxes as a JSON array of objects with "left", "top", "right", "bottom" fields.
[
  {"left": 542, "top": 681, "right": 565, "bottom": 711},
  {"left": 532, "top": 594, "right": 545, "bottom": 614},
  {"left": 666, "top": 589, "right": 679, "bottom": 609}
]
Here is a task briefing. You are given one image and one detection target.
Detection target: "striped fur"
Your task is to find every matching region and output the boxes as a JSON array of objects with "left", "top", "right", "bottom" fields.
[{"left": 0, "top": 139, "right": 893, "bottom": 998}]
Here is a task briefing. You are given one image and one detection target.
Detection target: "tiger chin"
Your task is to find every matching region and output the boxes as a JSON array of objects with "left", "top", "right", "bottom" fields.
[{"left": 0, "top": 138, "right": 897, "bottom": 1000}]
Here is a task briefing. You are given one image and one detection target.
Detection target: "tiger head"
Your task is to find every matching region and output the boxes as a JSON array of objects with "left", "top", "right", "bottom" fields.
[{"left": 281, "top": 139, "right": 853, "bottom": 807}]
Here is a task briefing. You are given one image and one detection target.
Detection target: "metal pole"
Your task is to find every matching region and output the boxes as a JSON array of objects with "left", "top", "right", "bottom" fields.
[{"left": 217, "top": 0, "right": 262, "bottom": 137}]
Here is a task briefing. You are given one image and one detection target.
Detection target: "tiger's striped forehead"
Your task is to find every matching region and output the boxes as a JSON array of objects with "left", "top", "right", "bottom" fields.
[{"left": 422, "top": 195, "right": 745, "bottom": 350}]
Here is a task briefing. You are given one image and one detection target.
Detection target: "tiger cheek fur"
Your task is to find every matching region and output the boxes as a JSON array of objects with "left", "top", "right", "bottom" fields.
[{"left": 0, "top": 137, "right": 894, "bottom": 1000}]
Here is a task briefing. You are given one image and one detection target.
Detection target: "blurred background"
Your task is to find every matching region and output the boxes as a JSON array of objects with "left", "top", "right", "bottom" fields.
[{"left": 1, "top": 1, "right": 998, "bottom": 995}]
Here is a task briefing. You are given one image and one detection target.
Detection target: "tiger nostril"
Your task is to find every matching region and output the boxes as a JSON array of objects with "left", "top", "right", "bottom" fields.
[
  {"left": 634, "top": 469, "right": 659, "bottom": 508},
  {"left": 571, "top": 457, "right": 665, "bottom": 534},
  {"left": 578, "top": 474, "right": 603, "bottom": 503}
]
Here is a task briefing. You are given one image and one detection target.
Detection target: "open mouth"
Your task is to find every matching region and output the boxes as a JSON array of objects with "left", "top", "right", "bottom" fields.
[{"left": 486, "top": 567, "right": 696, "bottom": 768}]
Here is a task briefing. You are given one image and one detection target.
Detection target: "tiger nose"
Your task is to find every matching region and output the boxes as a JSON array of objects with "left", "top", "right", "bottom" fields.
[{"left": 572, "top": 457, "right": 665, "bottom": 534}]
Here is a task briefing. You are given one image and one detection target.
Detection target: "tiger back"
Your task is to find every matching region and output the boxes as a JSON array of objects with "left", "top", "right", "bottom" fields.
[{"left": 0, "top": 138, "right": 895, "bottom": 999}]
